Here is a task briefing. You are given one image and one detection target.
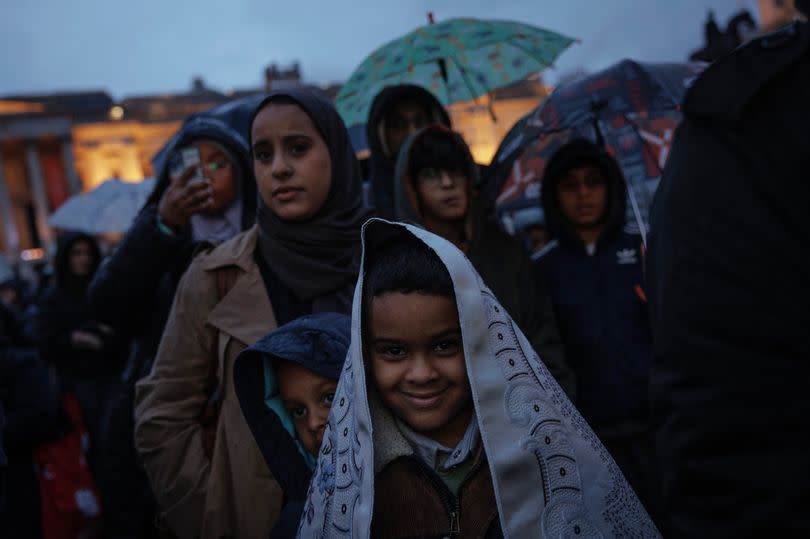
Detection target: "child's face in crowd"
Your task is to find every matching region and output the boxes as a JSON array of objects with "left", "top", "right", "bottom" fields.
[
  {"left": 368, "top": 292, "right": 473, "bottom": 448},
  {"left": 251, "top": 103, "right": 332, "bottom": 222},
  {"left": 556, "top": 165, "right": 608, "bottom": 230},
  {"left": 277, "top": 361, "right": 337, "bottom": 456},
  {"left": 196, "top": 141, "right": 237, "bottom": 215},
  {"left": 415, "top": 167, "right": 469, "bottom": 224}
]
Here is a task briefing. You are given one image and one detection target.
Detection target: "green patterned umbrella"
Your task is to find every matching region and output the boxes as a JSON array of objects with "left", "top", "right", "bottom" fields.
[{"left": 337, "top": 17, "right": 575, "bottom": 128}]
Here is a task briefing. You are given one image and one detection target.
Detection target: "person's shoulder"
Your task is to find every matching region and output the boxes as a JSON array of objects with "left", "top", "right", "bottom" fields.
[
  {"left": 685, "top": 22, "right": 809, "bottom": 124},
  {"left": 192, "top": 227, "right": 257, "bottom": 267}
]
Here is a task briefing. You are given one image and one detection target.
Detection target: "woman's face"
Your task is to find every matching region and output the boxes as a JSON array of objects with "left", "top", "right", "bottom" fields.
[{"left": 251, "top": 103, "right": 332, "bottom": 222}]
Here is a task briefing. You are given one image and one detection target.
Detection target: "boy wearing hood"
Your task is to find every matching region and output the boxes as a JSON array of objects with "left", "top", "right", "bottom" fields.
[
  {"left": 233, "top": 312, "right": 349, "bottom": 539},
  {"left": 297, "top": 220, "right": 659, "bottom": 538},
  {"left": 393, "top": 124, "right": 575, "bottom": 399},
  {"left": 534, "top": 139, "right": 660, "bottom": 519},
  {"left": 366, "top": 85, "right": 451, "bottom": 219}
]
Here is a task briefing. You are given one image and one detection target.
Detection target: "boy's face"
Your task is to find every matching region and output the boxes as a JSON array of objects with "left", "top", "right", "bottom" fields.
[
  {"left": 556, "top": 164, "right": 608, "bottom": 230},
  {"left": 368, "top": 292, "right": 473, "bottom": 448},
  {"left": 277, "top": 361, "right": 338, "bottom": 456},
  {"left": 414, "top": 167, "right": 470, "bottom": 224}
]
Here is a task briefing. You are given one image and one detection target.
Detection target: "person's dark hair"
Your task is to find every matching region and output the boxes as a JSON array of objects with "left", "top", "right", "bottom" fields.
[
  {"left": 363, "top": 233, "right": 455, "bottom": 302},
  {"left": 408, "top": 128, "right": 472, "bottom": 184}
]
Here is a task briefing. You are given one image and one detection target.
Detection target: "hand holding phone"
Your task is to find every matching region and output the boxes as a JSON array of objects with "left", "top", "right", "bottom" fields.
[{"left": 158, "top": 146, "right": 214, "bottom": 230}]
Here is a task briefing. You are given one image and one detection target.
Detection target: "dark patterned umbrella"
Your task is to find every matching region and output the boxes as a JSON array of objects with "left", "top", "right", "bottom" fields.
[{"left": 487, "top": 59, "right": 705, "bottom": 244}]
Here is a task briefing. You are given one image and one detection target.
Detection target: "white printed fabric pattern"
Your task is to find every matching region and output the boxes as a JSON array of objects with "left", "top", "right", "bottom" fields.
[{"left": 297, "top": 219, "right": 661, "bottom": 538}]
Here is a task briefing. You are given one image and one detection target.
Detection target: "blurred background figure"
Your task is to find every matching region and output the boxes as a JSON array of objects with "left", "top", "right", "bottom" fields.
[
  {"left": 36, "top": 233, "right": 127, "bottom": 470},
  {"left": 1, "top": 254, "right": 62, "bottom": 538}
]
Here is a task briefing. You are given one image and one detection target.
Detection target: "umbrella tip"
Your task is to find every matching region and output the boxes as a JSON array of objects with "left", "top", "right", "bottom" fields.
[{"left": 427, "top": 11, "right": 435, "bottom": 24}]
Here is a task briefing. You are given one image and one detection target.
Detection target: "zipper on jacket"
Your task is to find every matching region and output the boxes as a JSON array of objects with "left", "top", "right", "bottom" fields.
[
  {"left": 411, "top": 457, "right": 461, "bottom": 537},
  {"left": 410, "top": 449, "right": 487, "bottom": 538},
  {"left": 449, "top": 508, "right": 460, "bottom": 535}
]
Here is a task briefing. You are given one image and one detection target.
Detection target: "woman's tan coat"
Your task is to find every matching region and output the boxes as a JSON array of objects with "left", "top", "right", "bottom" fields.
[{"left": 135, "top": 226, "right": 283, "bottom": 539}]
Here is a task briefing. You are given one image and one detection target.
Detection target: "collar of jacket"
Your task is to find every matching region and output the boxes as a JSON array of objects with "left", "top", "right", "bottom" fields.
[
  {"left": 685, "top": 21, "right": 809, "bottom": 125},
  {"left": 199, "top": 225, "right": 278, "bottom": 345}
]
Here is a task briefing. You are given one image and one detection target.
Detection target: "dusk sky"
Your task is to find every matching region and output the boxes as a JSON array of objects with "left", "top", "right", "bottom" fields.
[{"left": 1, "top": 0, "right": 753, "bottom": 98}]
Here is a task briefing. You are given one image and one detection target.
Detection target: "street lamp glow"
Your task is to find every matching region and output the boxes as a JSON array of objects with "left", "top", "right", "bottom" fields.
[{"left": 109, "top": 105, "right": 124, "bottom": 120}]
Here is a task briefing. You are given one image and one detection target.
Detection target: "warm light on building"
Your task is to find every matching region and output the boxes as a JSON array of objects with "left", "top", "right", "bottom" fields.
[
  {"left": 0, "top": 100, "right": 45, "bottom": 115},
  {"left": 449, "top": 81, "right": 551, "bottom": 165},
  {"left": 71, "top": 120, "right": 180, "bottom": 189}
]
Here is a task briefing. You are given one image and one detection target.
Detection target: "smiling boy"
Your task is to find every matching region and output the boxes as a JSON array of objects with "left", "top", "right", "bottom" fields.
[
  {"left": 297, "top": 220, "right": 659, "bottom": 539},
  {"left": 363, "top": 232, "right": 498, "bottom": 538}
]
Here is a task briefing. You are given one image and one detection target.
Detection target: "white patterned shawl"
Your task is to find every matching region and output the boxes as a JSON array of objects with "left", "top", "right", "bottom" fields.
[{"left": 297, "top": 219, "right": 660, "bottom": 538}]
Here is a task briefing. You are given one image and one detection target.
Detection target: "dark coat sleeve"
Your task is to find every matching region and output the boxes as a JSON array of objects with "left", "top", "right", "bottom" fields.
[
  {"left": 88, "top": 204, "right": 186, "bottom": 335},
  {"left": 519, "top": 251, "right": 577, "bottom": 400},
  {"left": 647, "top": 83, "right": 810, "bottom": 536}
]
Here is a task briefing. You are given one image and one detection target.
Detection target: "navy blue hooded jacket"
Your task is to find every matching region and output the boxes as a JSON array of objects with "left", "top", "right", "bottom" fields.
[
  {"left": 234, "top": 312, "right": 350, "bottom": 539},
  {"left": 535, "top": 139, "right": 650, "bottom": 434}
]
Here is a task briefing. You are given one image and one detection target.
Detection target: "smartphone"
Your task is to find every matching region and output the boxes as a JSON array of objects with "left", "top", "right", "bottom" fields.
[{"left": 168, "top": 146, "right": 204, "bottom": 182}]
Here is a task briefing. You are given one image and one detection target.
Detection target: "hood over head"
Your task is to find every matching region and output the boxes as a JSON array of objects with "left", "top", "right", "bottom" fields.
[
  {"left": 392, "top": 124, "right": 478, "bottom": 227},
  {"left": 250, "top": 88, "right": 373, "bottom": 314},
  {"left": 234, "top": 312, "right": 351, "bottom": 501},
  {"left": 366, "top": 85, "right": 450, "bottom": 219},
  {"left": 297, "top": 218, "right": 660, "bottom": 538},
  {"left": 145, "top": 97, "right": 261, "bottom": 231},
  {"left": 54, "top": 231, "right": 101, "bottom": 290},
  {"left": 541, "top": 138, "right": 627, "bottom": 248}
]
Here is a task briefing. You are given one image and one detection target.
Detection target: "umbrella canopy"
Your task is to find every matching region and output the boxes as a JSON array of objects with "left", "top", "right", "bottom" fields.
[
  {"left": 488, "top": 59, "right": 705, "bottom": 242},
  {"left": 48, "top": 178, "right": 156, "bottom": 235},
  {"left": 337, "top": 17, "right": 575, "bottom": 128}
]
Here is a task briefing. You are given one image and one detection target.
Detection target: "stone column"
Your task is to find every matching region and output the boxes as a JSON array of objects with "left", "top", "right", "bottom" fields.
[
  {"left": 25, "top": 142, "right": 53, "bottom": 248},
  {"left": 61, "top": 139, "right": 83, "bottom": 194},
  {"left": 0, "top": 151, "right": 20, "bottom": 254}
]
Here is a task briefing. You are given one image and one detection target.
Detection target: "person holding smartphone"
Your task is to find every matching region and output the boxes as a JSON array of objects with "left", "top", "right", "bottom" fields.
[{"left": 87, "top": 100, "right": 260, "bottom": 539}]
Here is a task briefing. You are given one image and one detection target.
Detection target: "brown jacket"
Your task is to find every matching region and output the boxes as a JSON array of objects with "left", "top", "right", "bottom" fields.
[
  {"left": 372, "top": 450, "right": 499, "bottom": 539},
  {"left": 134, "top": 226, "right": 283, "bottom": 539}
]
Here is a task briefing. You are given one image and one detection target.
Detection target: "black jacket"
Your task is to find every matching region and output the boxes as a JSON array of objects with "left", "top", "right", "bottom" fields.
[
  {"left": 88, "top": 98, "right": 260, "bottom": 382},
  {"left": 366, "top": 85, "right": 450, "bottom": 219},
  {"left": 648, "top": 22, "right": 810, "bottom": 538},
  {"left": 234, "top": 313, "right": 350, "bottom": 538}
]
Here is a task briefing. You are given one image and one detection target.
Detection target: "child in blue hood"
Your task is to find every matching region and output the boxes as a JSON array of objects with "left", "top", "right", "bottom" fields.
[{"left": 234, "top": 312, "right": 350, "bottom": 538}]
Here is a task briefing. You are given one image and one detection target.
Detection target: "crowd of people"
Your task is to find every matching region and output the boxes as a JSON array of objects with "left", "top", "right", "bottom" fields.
[{"left": 1, "top": 12, "right": 808, "bottom": 538}]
